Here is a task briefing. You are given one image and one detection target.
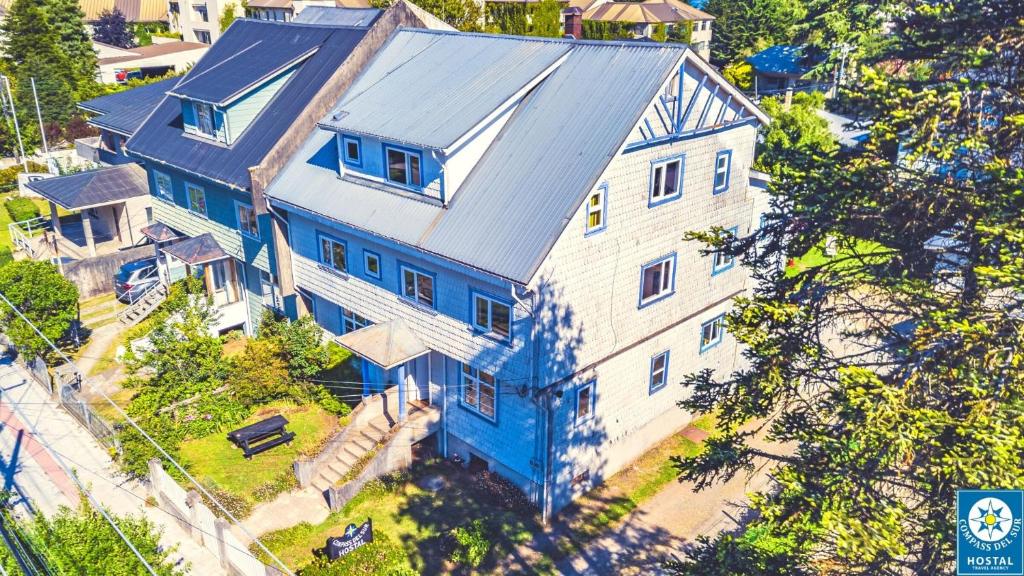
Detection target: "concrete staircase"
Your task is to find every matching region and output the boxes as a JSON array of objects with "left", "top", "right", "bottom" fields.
[
  {"left": 117, "top": 284, "right": 168, "bottom": 326},
  {"left": 310, "top": 415, "right": 391, "bottom": 492}
]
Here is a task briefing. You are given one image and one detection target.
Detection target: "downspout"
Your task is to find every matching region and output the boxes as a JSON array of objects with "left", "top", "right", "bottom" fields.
[
  {"left": 513, "top": 284, "right": 553, "bottom": 524},
  {"left": 441, "top": 356, "right": 449, "bottom": 457}
]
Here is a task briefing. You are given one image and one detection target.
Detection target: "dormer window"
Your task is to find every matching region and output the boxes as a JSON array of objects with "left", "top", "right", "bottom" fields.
[
  {"left": 385, "top": 146, "right": 422, "bottom": 188},
  {"left": 342, "top": 136, "right": 361, "bottom": 166},
  {"left": 195, "top": 102, "right": 215, "bottom": 138}
]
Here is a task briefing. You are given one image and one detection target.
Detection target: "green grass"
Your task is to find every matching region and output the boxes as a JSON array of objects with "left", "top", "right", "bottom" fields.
[
  {"left": 0, "top": 192, "right": 69, "bottom": 251},
  {"left": 179, "top": 401, "right": 341, "bottom": 502},
  {"left": 255, "top": 463, "right": 547, "bottom": 574},
  {"left": 786, "top": 237, "right": 890, "bottom": 277}
]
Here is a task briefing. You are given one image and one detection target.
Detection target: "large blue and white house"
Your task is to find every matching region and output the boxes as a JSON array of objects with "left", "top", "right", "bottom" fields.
[
  {"left": 264, "top": 29, "right": 770, "bottom": 516},
  {"left": 125, "top": 4, "right": 451, "bottom": 334}
]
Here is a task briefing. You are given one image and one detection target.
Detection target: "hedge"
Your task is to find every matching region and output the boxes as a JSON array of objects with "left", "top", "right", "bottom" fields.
[{"left": 4, "top": 197, "right": 40, "bottom": 224}]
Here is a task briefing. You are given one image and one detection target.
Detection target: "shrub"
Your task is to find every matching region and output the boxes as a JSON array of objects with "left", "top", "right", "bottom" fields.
[
  {"left": 448, "top": 519, "right": 490, "bottom": 568},
  {"left": 0, "top": 246, "right": 12, "bottom": 268},
  {"left": 5, "top": 196, "right": 40, "bottom": 223},
  {"left": 300, "top": 533, "right": 411, "bottom": 575},
  {"left": 199, "top": 483, "right": 253, "bottom": 519}
]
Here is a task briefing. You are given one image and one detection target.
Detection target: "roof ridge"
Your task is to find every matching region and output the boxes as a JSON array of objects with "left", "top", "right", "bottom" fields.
[{"left": 395, "top": 27, "right": 691, "bottom": 50}]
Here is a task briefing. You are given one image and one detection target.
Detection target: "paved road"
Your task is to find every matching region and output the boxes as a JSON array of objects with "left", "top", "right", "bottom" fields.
[
  {"left": 0, "top": 357, "right": 227, "bottom": 575},
  {"left": 557, "top": 430, "right": 782, "bottom": 575}
]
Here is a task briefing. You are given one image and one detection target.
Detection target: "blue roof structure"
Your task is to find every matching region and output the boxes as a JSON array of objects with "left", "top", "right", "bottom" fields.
[
  {"left": 269, "top": 30, "right": 689, "bottom": 283},
  {"left": 127, "top": 19, "right": 370, "bottom": 190},
  {"left": 746, "top": 45, "right": 821, "bottom": 77},
  {"left": 78, "top": 77, "right": 179, "bottom": 136},
  {"left": 292, "top": 7, "right": 381, "bottom": 26}
]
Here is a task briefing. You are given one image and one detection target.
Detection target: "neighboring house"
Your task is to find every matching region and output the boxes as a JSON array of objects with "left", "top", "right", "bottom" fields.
[
  {"left": 81, "top": 0, "right": 168, "bottom": 22},
  {"left": 15, "top": 80, "right": 174, "bottom": 261},
  {"left": 577, "top": 0, "right": 712, "bottom": 57},
  {"left": 93, "top": 40, "right": 208, "bottom": 83},
  {"left": 126, "top": 5, "right": 454, "bottom": 336},
  {"left": 746, "top": 44, "right": 828, "bottom": 100},
  {"left": 264, "top": 28, "right": 768, "bottom": 516},
  {"left": 169, "top": 0, "right": 242, "bottom": 44},
  {"left": 248, "top": 0, "right": 373, "bottom": 23}
]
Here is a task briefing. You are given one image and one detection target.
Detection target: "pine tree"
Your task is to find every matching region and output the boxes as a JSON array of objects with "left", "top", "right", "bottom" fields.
[
  {"left": 0, "top": 0, "right": 76, "bottom": 127},
  {"left": 669, "top": 1, "right": 1024, "bottom": 575},
  {"left": 93, "top": 8, "right": 135, "bottom": 49},
  {"left": 702, "top": 0, "right": 807, "bottom": 65},
  {"left": 42, "top": 0, "right": 97, "bottom": 98}
]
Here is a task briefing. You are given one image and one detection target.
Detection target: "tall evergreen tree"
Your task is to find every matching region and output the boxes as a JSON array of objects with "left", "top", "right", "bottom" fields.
[
  {"left": 93, "top": 9, "right": 135, "bottom": 49},
  {"left": 669, "top": 1, "right": 1024, "bottom": 575},
  {"left": 42, "top": 0, "right": 97, "bottom": 97},
  {"left": 702, "top": 0, "right": 807, "bottom": 65},
  {"left": 0, "top": 0, "right": 76, "bottom": 127}
]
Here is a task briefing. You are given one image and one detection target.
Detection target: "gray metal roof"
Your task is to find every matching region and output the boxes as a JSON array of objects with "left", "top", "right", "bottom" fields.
[
  {"left": 78, "top": 77, "right": 180, "bottom": 136},
  {"left": 335, "top": 318, "right": 429, "bottom": 369},
  {"left": 319, "top": 30, "right": 572, "bottom": 149},
  {"left": 127, "top": 20, "right": 369, "bottom": 189},
  {"left": 268, "top": 31, "right": 688, "bottom": 283},
  {"left": 292, "top": 6, "right": 381, "bottom": 26},
  {"left": 25, "top": 164, "right": 149, "bottom": 210}
]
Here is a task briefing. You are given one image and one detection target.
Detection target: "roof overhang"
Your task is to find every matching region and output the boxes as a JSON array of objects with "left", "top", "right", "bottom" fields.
[
  {"left": 335, "top": 318, "right": 429, "bottom": 370},
  {"left": 141, "top": 222, "right": 182, "bottom": 243},
  {"left": 24, "top": 164, "right": 149, "bottom": 211},
  {"left": 161, "top": 232, "right": 229, "bottom": 265}
]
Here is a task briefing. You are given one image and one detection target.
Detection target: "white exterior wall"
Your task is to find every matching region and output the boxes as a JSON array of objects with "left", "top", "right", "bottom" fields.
[
  {"left": 531, "top": 116, "right": 760, "bottom": 510},
  {"left": 176, "top": 0, "right": 241, "bottom": 44}
]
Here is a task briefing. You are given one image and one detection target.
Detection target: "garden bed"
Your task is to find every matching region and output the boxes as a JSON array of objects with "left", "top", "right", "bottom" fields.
[{"left": 179, "top": 401, "right": 342, "bottom": 514}]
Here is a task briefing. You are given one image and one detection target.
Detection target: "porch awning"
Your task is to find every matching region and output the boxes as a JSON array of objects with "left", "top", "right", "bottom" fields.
[
  {"left": 24, "top": 163, "right": 149, "bottom": 210},
  {"left": 161, "top": 233, "right": 228, "bottom": 265},
  {"left": 335, "top": 318, "right": 429, "bottom": 370},
  {"left": 140, "top": 222, "right": 181, "bottom": 242}
]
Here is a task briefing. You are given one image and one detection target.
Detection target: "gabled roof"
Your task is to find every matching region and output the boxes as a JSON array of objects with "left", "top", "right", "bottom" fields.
[
  {"left": 140, "top": 222, "right": 182, "bottom": 242},
  {"left": 292, "top": 6, "right": 381, "bottom": 25},
  {"left": 584, "top": 0, "right": 713, "bottom": 24},
  {"left": 319, "top": 30, "right": 571, "bottom": 150},
  {"left": 79, "top": 77, "right": 180, "bottom": 136},
  {"left": 268, "top": 30, "right": 698, "bottom": 283},
  {"left": 25, "top": 164, "right": 149, "bottom": 210},
  {"left": 127, "top": 19, "right": 370, "bottom": 190}
]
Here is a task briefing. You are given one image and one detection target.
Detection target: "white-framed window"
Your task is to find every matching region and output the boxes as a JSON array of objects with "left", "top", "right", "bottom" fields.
[
  {"left": 341, "top": 308, "right": 370, "bottom": 334},
  {"left": 185, "top": 183, "right": 207, "bottom": 217},
  {"left": 712, "top": 226, "right": 738, "bottom": 274},
  {"left": 385, "top": 146, "right": 422, "bottom": 188},
  {"left": 585, "top": 185, "right": 607, "bottom": 234},
  {"left": 318, "top": 234, "right": 347, "bottom": 273},
  {"left": 472, "top": 292, "right": 511, "bottom": 342},
  {"left": 237, "top": 202, "right": 259, "bottom": 239},
  {"left": 260, "top": 270, "right": 282, "bottom": 310},
  {"left": 194, "top": 102, "right": 215, "bottom": 137},
  {"left": 342, "top": 135, "right": 361, "bottom": 166},
  {"left": 576, "top": 381, "right": 595, "bottom": 423},
  {"left": 714, "top": 150, "right": 732, "bottom": 193},
  {"left": 649, "top": 350, "right": 669, "bottom": 393},
  {"left": 153, "top": 170, "right": 173, "bottom": 201},
  {"left": 700, "top": 315, "right": 726, "bottom": 352},
  {"left": 363, "top": 250, "right": 381, "bottom": 280},
  {"left": 639, "top": 254, "right": 675, "bottom": 307},
  {"left": 461, "top": 364, "right": 496, "bottom": 420},
  {"left": 650, "top": 157, "right": 683, "bottom": 204},
  {"left": 401, "top": 264, "right": 434, "bottom": 308}
]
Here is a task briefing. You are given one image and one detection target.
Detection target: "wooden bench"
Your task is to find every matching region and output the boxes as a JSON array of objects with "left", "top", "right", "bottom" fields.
[{"left": 227, "top": 414, "right": 295, "bottom": 459}]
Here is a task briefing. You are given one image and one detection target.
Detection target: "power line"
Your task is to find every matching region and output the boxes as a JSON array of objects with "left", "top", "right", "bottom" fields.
[{"left": 0, "top": 291, "right": 295, "bottom": 576}]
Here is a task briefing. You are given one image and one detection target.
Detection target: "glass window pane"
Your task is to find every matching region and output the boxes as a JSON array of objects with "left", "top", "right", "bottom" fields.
[
  {"left": 661, "top": 261, "right": 672, "bottom": 290},
  {"left": 403, "top": 269, "right": 416, "bottom": 298},
  {"left": 388, "top": 149, "right": 407, "bottom": 184},
  {"left": 491, "top": 302, "right": 510, "bottom": 339},
  {"left": 346, "top": 141, "right": 359, "bottom": 161},
  {"left": 366, "top": 254, "right": 379, "bottom": 275},
  {"left": 331, "top": 242, "right": 346, "bottom": 272},
  {"left": 642, "top": 266, "right": 660, "bottom": 300},
  {"left": 480, "top": 385, "right": 494, "bottom": 417},
  {"left": 578, "top": 387, "right": 591, "bottom": 418},
  {"left": 475, "top": 296, "right": 490, "bottom": 329},
  {"left": 652, "top": 165, "right": 663, "bottom": 197},
  {"left": 417, "top": 274, "right": 433, "bottom": 307},
  {"left": 653, "top": 354, "right": 666, "bottom": 372},
  {"left": 664, "top": 161, "right": 679, "bottom": 195},
  {"left": 409, "top": 155, "right": 421, "bottom": 186},
  {"left": 321, "top": 238, "right": 332, "bottom": 265},
  {"left": 480, "top": 371, "right": 495, "bottom": 385},
  {"left": 465, "top": 380, "right": 477, "bottom": 407}
]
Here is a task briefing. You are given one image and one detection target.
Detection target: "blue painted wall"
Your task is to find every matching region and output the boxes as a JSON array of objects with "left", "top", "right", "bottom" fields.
[{"left": 337, "top": 134, "right": 444, "bottom": 201}]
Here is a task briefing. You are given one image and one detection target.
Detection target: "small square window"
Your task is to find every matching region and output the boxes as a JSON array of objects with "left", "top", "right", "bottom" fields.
[
  {"left": 714, "top": 151, "right": 732, "bottom": 193},
  {"left": 585, "top": 185, "right": 607, "bottom": 234},
  {"left": 153, "top": 171, "right": 173, "bottom": 201},
  {"left": 341, "top": 308, "right": 371, "bottom": 334},
  {"left": 650, "top": 157, "right": 683, "bottom": 205},
  {"left": 342, "top": 136, "right": 361, "bottom": 166},
  {"left": 401, "top": 265, "right": 435, "bottom": 308},
  {"left": 186, "top": 183, "right": 206, "bottom": 217},
  {"left": 386, "top": 147, "right": 422, "bottom": 188},
  {"left": 576, "top": 382, "right": 595, "bottom": 423},
  {"left": 700, "top": 315, "right": 726, "bottom": 352},
  {"left": 318, "top": 234, "right": 347, "bottom": 274},
  {"left": 363, "top": 250, "right": 381, "bottom": 279},
  {"left": 639, "top": 254, "right": 675, "bottom": 307},
  {"left": 237, "top": 203, "right": 259, "bottom": 239},
  {"left": 472, "top": 292, "right": 512, "bottom": 342},
  {"left": 649, "top": 350, "right": 670, "bottom": 393},
  {"left": 712, "top": 227, "right": 738, "bottom": 275}
]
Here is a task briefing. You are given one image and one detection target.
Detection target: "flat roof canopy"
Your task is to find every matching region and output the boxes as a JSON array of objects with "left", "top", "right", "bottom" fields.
[
  {"left": 335, "top": 318, "right": 429, "bottom": 370},
  {"left": 161, "top": 233, "right": 228, "bottom": 265},
  {"left": 25, "top": 164, "right": 149, "bottom": 211}
]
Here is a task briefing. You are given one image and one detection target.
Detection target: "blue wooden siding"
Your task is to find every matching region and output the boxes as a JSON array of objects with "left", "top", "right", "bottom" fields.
[
  {"left": 224, "top": 67, "right": 296, "bottom": 143},
  {"left": 336, "top": 134, "right": 444, "bottom": 201}
]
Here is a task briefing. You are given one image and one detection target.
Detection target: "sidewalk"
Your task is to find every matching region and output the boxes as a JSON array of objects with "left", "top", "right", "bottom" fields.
[{"left": 0, "top": 358, "right": 227, "bottom": 575}]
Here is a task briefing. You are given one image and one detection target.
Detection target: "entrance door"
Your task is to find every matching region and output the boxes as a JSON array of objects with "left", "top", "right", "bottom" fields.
[
  {"left": 209, "top": 260, "right": 239, "bottom": 306},
  {"left": 409, "top": 355, "right": 430, "bottom": 405}
]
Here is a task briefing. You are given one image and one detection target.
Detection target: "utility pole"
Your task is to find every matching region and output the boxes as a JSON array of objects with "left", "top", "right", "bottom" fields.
[
  {"left": 0, "top": 76, "right": 27, "bottom": 172},
  {"left": 30, "top": 78, "right": 50, "bottom": 172}
]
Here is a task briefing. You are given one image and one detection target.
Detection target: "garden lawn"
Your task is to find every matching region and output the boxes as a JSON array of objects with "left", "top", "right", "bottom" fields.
[
  {"left": 786, "top": 237, "right": 890, "bottom": 277},
  {"left": 0, "top": 192, "right": 68, "bottom": 251},
  {"left": 255, "top": 463, "right": 549, "bottom": 575},
  {"left": 179, "top": 402, "right": 341, "bottom": 503}
]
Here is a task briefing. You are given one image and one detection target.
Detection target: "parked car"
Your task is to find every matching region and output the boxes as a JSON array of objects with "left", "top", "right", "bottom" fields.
[{"left": 114, "top": 258, "right": 159, "bottom": 303}]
